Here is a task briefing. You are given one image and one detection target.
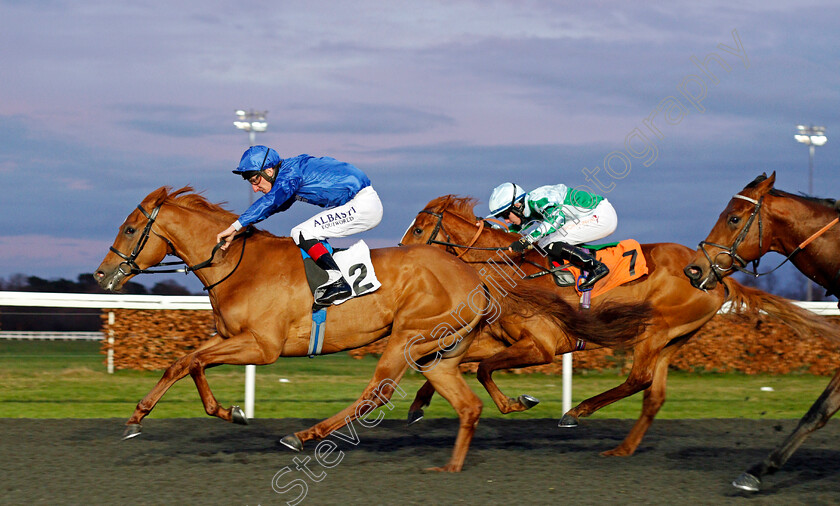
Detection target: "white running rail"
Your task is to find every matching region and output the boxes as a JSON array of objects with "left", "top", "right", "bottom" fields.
[{"left": 2, "top": 291, "right": 838, "bottom": 419}]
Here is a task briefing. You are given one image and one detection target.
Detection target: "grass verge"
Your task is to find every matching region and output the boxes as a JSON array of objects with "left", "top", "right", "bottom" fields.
[{"left": 0, "top": 340, "right": 830, "bottom": 420}]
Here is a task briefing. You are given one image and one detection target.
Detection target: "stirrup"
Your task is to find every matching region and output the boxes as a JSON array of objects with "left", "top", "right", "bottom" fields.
[
  {"left": 314, "top": 273, "right": 352, "bottom": 305},
  {"left": 578, "top": 264, "right": 609, "bottom": 290}
]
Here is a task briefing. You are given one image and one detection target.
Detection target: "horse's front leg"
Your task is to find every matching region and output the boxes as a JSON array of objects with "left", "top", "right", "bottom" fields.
[
  {"left": 187, "top": 331, "right": 278, "bottom": 423},
  {"left": 407, "top": 380, "right": 436, "bottom": 425},
  {"left": 123, "top": 334, "right": 225, "bottom": 439},
  {"left": 559, "top": 332, "right": 662, "bottom": 428},
  {"left": 733, "top": 369, "right": 840, "bottom": 492},
  {"left": 475, "top": 329, "right": 553, "bottom": 414},
  {"left": 599, "top": 337, "right": 687, "bottom": 456}
]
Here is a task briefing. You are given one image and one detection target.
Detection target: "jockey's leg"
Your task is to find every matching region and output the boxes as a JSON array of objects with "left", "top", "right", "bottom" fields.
[
  {"left": 546, "top": 242, "right": 609, "bottom": 290},
  {"left": 290, "top": 187, "right": 383, "bottom": 305},
  {"left": 294, "top": 234, "right": 352, "bottom": 305}
]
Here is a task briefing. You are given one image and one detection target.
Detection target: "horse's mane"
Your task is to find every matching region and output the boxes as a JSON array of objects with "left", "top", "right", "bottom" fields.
[
  {"left": 166, "top": 187, "right": 238, "bottom": 221},
  {"left": 428, "top": 195, "right": 480, "bottom": 220},
  {"left": 146, "top": 186, "right": 238, "bottom": 221},
  {"left": 744, "top": 175, "right": 838, "bottom": 212}
]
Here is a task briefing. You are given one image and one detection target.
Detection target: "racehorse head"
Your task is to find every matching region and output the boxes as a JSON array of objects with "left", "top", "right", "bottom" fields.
[
  {"left": 400, "top": 195, "right": 513, "bottom": 260},
  {"left": 94, "top": 187, "right": 176, "bottom": 291},
  {"left": 684, "top": 173, "right": 778, "bottom": 290},
  {"left": 94, "top": 186, "right": 238, "bottom": 291}
]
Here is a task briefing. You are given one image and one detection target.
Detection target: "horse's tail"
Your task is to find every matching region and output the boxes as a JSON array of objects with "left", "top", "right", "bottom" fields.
[
  {"left": 721, "top": 278, "right": 840, "bottom": 341},
  {"left": 496, "top": 284, "right": 653, "bottom": 348}
]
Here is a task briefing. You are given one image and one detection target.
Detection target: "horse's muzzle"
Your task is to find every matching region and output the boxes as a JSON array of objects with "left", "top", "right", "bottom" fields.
[
  {"left": 683, "top": 263, "right": 716, "bottom": 290},
  {"left": 93, "top": 267, "right": 126, "bottom": 292}
]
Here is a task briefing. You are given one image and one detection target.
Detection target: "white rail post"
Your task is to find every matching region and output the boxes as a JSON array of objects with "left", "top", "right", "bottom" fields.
[
  {"left": 245, "top": 364, "right": 256, "bottom": 418},
  {"left": 107, "top": 311, "right": 115, "bottom": 374},
  {"left": 562, "top": 352, "right": 572, "bottom": 415}
]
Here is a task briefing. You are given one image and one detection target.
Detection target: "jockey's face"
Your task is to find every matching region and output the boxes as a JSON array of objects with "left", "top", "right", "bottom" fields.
[
  {"left": 250, "top": 168, "right": 274, "bottom": 194},
  {"left": 504, "top": 202, "right": 523, "bottom": 225}
]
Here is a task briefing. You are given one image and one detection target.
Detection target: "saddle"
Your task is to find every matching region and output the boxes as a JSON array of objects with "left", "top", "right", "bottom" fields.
[{"left": 540, "top": 239, "right": 649, "bottom": 298}]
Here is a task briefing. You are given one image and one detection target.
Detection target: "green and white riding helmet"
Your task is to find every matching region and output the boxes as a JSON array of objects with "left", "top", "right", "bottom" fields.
[{"left": 488, "top": 182, "right": 528, "bottom": 221}]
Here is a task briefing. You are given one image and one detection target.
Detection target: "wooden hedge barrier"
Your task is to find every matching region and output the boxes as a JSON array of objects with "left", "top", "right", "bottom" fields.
[{"left": 101, "top": 309, "right": 840, "bottom": 376}]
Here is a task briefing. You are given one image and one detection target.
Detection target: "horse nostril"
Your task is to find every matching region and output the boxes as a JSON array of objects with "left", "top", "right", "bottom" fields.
[
  {"left": 94, "top": 271, "right": 105, "bottom": 280},
  {"left": 683, "top": 265, "right": 700, "bottom": 280}
]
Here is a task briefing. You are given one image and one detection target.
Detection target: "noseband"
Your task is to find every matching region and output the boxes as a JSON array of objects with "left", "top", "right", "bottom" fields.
[
  {"left": 697, "top": 194, "right": 765, "bottom": 281},
  {"left": 109, "top": 203, "right": 247, "bottom": 291}
]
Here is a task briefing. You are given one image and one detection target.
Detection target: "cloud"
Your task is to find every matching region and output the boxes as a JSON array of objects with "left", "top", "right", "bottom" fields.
[{"left": 274, "top": 103, "right": 455, "bottom": 135}]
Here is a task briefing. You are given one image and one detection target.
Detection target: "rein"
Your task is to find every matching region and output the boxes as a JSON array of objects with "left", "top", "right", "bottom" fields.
[
  {"left": 698, "top": 193, "right": 840, "bottom": 282},
  {"left": 419, "top": 209, "right": 504, "bottom": 257},
  {"left": 109, "top": 203, "right": 248, "bottom": 291}
]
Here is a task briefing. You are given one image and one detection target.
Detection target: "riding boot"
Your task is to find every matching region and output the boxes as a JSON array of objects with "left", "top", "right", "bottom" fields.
[
  {"left": 313, "top": 252, "right": 352, "bottom": 305},
  {"left": 547, "top": 242, "right": 609, "bottom": 290}
]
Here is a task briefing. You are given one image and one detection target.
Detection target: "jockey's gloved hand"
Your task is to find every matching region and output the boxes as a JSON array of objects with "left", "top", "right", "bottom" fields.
[{"left": 509, "top": 237, "right": 531, "bottom": 253}]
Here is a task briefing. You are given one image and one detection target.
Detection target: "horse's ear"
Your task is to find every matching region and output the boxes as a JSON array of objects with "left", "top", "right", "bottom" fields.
[
  {"left": 745, "top": 172, "right": 775, "bottom": 193},
  {"left": 143, "top": 186, "right": 171, "bottom": 208},
  {"left": 750, "top": 172, "right": 775, "bottom": 195}
]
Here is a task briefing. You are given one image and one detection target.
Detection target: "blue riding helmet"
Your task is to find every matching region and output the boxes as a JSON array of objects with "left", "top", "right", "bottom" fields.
[{"left": 232, "top": 145, "right": 281, "bottom": 176}]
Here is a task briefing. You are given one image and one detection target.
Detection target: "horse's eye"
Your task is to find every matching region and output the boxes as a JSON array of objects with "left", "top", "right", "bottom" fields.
[
  {"left": 727, "top": 216, "right": 741, "bottom": 225},
  {"left": 125, "top": 226, "right": 136, "bottom": 235},
  {"left": 413, "top": 227, "right": 423, "bottom": 235}
]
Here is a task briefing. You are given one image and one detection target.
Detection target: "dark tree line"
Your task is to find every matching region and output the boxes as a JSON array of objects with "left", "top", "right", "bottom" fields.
[
  {"left": 0, "top": 273, "right": 195, "bottom": 295},
  {"left": 0, "top": 273, "right": 196, "bottom": 332}
]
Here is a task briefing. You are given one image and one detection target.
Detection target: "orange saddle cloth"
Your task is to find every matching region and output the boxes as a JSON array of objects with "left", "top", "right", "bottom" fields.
[{"left": 557, "top": 239, "right": 649, "bottom": 298}]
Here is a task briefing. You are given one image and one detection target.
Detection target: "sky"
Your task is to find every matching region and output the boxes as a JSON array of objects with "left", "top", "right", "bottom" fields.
[{"left": 1, "top": 0, "right": 839, "bottom": 293}]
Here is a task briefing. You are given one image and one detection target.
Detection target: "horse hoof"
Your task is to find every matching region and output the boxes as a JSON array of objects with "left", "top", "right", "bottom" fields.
[
  {"left": 407, "top": 410, "right": 424, "bottom": 426},
  {"left": 519, "top": 394, "right": 540, "bottom": 409},
  {"left": 732, "top": 472, "right": 760, "bottom": 492},
  {"left": 230, "top": 405, "right": 248, "bottom": 425},
  {"left": 122, "top": 424, "right": 142, "bottom": 440},
  {"left": 558, "top": 413, "right": 579, "bottom": 428},
  {"left": 279, "top": 435, "right": 303, "bottom": 452}
]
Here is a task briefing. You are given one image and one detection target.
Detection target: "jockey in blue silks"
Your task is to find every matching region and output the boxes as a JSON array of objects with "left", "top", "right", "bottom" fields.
[{"left": 217, "top": 146, "right": 383, "bottom": 305}]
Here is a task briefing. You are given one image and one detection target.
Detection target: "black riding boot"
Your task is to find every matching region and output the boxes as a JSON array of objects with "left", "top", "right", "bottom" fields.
[
  {"left": 547, "top": 242, "right": 609, "bottom": 290},
  {"left": 313, "top": 252, "right": 352, "bottom": 305}
]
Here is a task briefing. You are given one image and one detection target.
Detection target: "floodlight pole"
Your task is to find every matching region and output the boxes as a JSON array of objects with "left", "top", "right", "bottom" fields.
[
  {"left": 794, "top": 125, "right": 827, "bottom": 301},
  {"left": 234, "top": 109, "right": 268, "bottom": 419}
]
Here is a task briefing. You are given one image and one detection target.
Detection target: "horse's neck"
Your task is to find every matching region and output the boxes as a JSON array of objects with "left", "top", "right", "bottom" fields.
[
  {"left": 451, "top": 217, "right": 539, "bottom": 265},
  {"left": 768, "top": 195, "right": 840, "bottom": 287},
  {"left": 160, "top": 206, "right": 238, "bottom": 284}
]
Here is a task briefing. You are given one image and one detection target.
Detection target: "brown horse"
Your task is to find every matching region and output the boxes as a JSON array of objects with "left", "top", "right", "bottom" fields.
[
  {"left": 685, "top": 172, "right": 840, "bottom": 492},
  {"left": 94, "top": 186, "right": 648, "bottom": 472},
  {"left": 400, "top": 195, "right": 837, "bottom": 457}
]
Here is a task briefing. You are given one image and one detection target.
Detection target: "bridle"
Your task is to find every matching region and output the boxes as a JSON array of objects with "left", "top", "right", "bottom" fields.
[
  {"left": 697, "top": 192, "right": 839, "bottom": 284},
  {"left": 109, "top": 203, "right": 248, "bottom": 291},
  {"left": 696, "top": 194, "right": 766, "bottom": 282},
  {"left": 415, "top": 209, "right": 501, "bottom": 258}
]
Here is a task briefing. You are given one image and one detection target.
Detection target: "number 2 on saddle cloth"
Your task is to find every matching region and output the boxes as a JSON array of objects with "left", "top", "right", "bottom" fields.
[{"left": 550, "top": 239, "right": 649, "bottom": 298}]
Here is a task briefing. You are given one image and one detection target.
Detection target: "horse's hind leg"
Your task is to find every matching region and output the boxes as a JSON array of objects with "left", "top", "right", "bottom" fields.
[
  {"left": 287, "top": 341, "right": 410, "bottom": 447},
  {"left": 421, "top": 355, "right": 482, "bottom": 472},
  {"left": 733, "top": 368, "right": 840, "bottom": 492},
  {"left": 123, "top": 334, "right": 225, "bottom": 438},
  {"left": 475, "top": 329, "right": 553, "bottom": 413},
  {"left": 187, "top": 332, "right": 279, "bottom": 423}
]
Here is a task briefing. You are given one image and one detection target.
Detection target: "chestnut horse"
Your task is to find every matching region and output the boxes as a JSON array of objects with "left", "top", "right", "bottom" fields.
[
  {"left": 94, "top": 186, "right": 649, "bottom": 472},
  {"left": 400, "top": 195, "right": 837, "bottom": 457},
  {"left": 685, "top": 172, "right": 840, "bottom": 492}
]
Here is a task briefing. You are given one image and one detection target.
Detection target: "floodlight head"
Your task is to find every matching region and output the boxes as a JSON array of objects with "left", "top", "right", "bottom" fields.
[
  {"left": 234, "top": 109, "right": 269, "bottom": 133},
  {"left": 794, "top": 125, "right": 827, "bottom": 146}
]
